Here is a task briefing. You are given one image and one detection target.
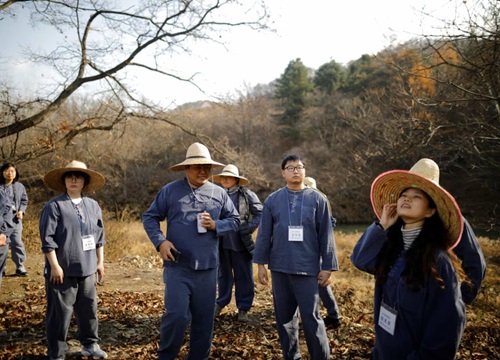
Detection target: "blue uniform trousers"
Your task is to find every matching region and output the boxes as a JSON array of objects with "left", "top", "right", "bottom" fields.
[
  {"left": 8, "top": 222, "right": 26, "bottom": 271},
  {"left": 318, "top": 285, "right": 340, "bottom": 319},
  {"left": 216, "top": 248, "right": 254, "bottom": 311},
  {"left": 159, "top": 265, "right": 217, "bottom": 360},
  {"left": 271, "top": 271, "right": 330, "bottom": 360},
  {"left": 45, "top": 275, "right": 99, "bottom": 359}
]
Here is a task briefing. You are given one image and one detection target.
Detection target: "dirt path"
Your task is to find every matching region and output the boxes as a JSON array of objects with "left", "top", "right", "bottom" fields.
[{"left": 0, "top": 253, "right": 164, "bottom": 303}]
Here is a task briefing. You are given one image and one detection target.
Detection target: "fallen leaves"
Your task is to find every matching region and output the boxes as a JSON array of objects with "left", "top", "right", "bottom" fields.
[{"left": 0, "top": 258, "right": 498, "bottom": 359}]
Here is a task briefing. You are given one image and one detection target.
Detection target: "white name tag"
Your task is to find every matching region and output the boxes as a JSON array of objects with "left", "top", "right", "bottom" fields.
[
  {"left": 288, "top": 226, "right": 304, "bottom": 242},
  {"left": 82, "top": 235, "right": 96, "bottom": 251},
  {"left": 378, "top": 301, "right": 397, "bottom": 335}
]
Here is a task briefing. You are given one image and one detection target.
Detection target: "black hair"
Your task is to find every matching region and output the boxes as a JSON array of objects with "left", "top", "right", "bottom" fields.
[
  {"left": 281, "top": 154, "right": 304, "bottom": 170},
  {"left": 375, "top": 188, "right": 451, "bottom": 289},
  {"left": 0, "top": 163, "right": 20, "bottom": 184},
  {"left": 62, "top": 171, "right": 91, "bottom": 188}
]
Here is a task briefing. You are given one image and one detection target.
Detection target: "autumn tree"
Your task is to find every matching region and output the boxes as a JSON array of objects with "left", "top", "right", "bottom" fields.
[{"left": 0, "top": 0, "right": 268, "bottom": 164}]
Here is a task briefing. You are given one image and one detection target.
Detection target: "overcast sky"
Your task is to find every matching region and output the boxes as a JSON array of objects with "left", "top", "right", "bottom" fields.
[{"left": 0, "top": 0, "right": 473, "bottom": 107}]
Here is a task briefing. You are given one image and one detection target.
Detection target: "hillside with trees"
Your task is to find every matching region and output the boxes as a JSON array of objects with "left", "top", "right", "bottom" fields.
[{"left": 1, "top": 0, "right": 498, "bottom": 236}]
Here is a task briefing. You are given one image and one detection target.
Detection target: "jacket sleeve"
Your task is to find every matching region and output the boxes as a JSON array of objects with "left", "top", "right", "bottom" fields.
[
  {"left": 246, "top": 189, "right": 263, "bottom": 233},
  {"left": 142, "top": 189, "right": 169, "bottom": 251},
  {"left": 317, "top": 194, "right": 338, "bottom": 271},
  {"left": 452, "top": 218, "right": 486, "bottom": 304},
  {"left": 253, "top": 200, "right": 273, "bottom": 265},
  {"left": 214, "top": 192, "right": 240, "bottom": 236},
  {"left": 39, "top": 200, "right": 60, "bottom": 253},
  {"left": 0, "top": 190, "right": 6, "bottom": 234},
  {"left": 350, "top": 222, "right": 387, "bottom": 275},
  {"left": 407, "top": 252, "right": 466, "bottom": 360},
  {"left": 17, "top": 183, "right": 29, "bottom": 213}
]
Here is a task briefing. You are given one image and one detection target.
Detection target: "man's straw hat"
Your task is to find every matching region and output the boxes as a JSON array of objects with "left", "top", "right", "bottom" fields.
[
  {"left": 43, "top": 160, "right": 105, "bottom": 193},
  {"left": 304, "top": 177, "right": 317, "bottom": 189},
  {"left": 212, "top": 164, "right": 250, "bottom": 186},
  {"left": 170, "top": 142, "right": 225, "bottom": 171},
  {"left": 370, "top": 158, "right": 463, "bottom": 249}
]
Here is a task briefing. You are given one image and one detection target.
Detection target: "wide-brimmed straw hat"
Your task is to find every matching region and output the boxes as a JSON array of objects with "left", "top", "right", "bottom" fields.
[
  {"left": 370, "top": 158, "right": 463, "bottom": 249},
  {"left": 212, "top": 164, "right": 250, "bottom": 186},
  {"left": 304, "top": 177, "right": 317, "bottom": 190},
  {"left": 43, "top": 160, "right": 105, "bottom": 193},
  {"left": 169, "top": 142, "right": 225, "bottom": 172}
]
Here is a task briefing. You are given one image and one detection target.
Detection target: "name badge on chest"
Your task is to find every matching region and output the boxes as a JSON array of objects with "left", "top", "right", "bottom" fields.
[
  {"left": 378, "top": 301, "right": 397, "bottom": 335},
  {"left": 288, "top": 226, "right": 304, "bottom": 242},
  {"left": 82, "top": 235, "right": 96, "bottom": 251}
]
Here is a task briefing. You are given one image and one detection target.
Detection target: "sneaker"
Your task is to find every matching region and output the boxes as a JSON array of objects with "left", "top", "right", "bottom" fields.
[
  {"left": 81, "top": 343, "right": 107, "bottom": 358},
  {"left": 323, "top": 315, "right": 341, "bottom": 329},
  {"left": 237, "top": 310, "right": 249, "bottom": 322},
  {"left": 15, "top": 269, "right": 27, "bottom": 277},
  {"left": 214, "top": 304, "right": 223, "bottom": 317}
]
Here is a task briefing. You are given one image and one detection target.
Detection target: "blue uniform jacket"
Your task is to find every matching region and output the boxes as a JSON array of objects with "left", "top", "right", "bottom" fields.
[
  {"left": 142, "top": 178, "right": 240, "bottom": 270},
  {"left": 40, "top": 194, "right": 105, "bottom": 277},
  {"left": 351, "top": 223, "right": 466, "bottom": 360},
  {"left": 453, "top": 218, "right": 486, "bottom": 304},
  {"left": 253, "top": 186, "right": 338, "bottom": 275}
]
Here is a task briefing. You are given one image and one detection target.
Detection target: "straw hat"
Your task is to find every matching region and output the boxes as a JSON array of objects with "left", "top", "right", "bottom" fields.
[
  {"left": 304, "top": 177, "right": 317, "bottom": 189},
  {"left": 212, "top": 164, "right": 250, "bottom": 186},
  {"left": 43, "top": 160, "right": 105, "bottom": 193},
  {"left": 170, "top": 142, "right": 225, "bottom": 172},
  {"left": 370, "top": 158, "right": 463, "bottom": 249}
]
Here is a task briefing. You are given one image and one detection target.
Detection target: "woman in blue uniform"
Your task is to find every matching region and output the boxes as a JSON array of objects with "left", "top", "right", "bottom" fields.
[
  {"left": 40, "top": 160, "right": 108, "bottom": 360},
  {"left": 351, "top": 158, "right": 466, "bottom": 360}
]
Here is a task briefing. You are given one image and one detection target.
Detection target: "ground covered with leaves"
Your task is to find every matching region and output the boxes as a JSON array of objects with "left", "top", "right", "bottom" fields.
[{"left": 1, "top": 247, "right": 499, "bottom": 359}]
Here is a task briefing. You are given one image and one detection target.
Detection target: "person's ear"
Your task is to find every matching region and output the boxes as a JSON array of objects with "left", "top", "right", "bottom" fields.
[{"left": 425, "top": 208, "right": 437, "bottom": 218}]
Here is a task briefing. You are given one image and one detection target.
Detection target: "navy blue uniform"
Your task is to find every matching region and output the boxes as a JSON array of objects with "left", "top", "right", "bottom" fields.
[
  {"left": 143, "top": 178, "right": 239, "bottom": 360},
  {"left": 351, "top": 223, "right": 466, "bottom": 360}
]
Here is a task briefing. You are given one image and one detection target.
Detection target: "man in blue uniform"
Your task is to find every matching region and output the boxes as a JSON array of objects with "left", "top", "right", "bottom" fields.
[
  {"left": 143, "top": 142, "right": 240, "bottom": 360},
  {"left": 253, "top": 154, "right": 338, "bottom": 360}
]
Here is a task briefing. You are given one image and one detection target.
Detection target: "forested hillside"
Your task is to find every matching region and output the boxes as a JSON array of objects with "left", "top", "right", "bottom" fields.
[{"left": 1, "top": 0, "right": 499, "bottom": 236}]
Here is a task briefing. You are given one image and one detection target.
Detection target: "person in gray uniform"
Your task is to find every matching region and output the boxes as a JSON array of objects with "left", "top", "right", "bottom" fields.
[
  {"left": 254, "top": 154, "right": 338, "bottom": 360},
  {"left": 0, "top": 163, "right": 29, "bottom": 276},
  {"left": 40, "top": 160, "right": 108, "bottom": 360}
]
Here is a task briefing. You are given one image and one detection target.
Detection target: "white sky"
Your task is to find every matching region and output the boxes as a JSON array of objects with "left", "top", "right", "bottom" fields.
[{"left": 0, "top": 0, "right": 472, "bottom": 107}]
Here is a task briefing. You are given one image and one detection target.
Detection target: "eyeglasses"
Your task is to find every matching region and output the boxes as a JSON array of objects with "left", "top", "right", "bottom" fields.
[{"left": 284, "top": 165, "right": 305, "bottom": 172}]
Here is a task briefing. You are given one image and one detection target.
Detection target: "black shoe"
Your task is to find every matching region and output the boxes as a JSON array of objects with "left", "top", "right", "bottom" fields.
[
  {"left": 323, "top": 316, "right": 341, "bottom": 329},
  {"left": 15, "top": 269, "right": 27, "bottom": 277}
]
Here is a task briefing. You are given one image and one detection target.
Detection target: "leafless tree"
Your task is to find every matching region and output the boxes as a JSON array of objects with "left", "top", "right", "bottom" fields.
[{"left": 0, "top": 0, "right": 268, "bottom": 163}]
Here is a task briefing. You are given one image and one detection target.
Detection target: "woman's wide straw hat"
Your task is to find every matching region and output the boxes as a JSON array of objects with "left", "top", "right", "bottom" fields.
[
  {"left": 370, "top": 158, "right": 463, "bottom": 249},
  {"left": 43, "top": 160, "right": 105, "bottom": 193},
  {"left": 170, "top": 142, "right": 225, "bottom": 171},
  {"left": 212, "top": 164, "right": 250, "bottom": 186}
]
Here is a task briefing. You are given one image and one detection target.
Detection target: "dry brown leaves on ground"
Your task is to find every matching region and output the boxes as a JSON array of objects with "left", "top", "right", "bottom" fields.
[
  {"left": 0, "top": 254, "right": 499, "bottom": 359},
  {"left": 1, "top": 286, "right": 498, "bottom": 359}
]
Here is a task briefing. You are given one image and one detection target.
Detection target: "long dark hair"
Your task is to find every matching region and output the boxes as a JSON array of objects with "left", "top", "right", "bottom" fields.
[
  {"left": 375, "top": 190, "right": 451, "bottom": 290},
  {"left": 0, "top": 163, "right": 19, "bottom": 184}
]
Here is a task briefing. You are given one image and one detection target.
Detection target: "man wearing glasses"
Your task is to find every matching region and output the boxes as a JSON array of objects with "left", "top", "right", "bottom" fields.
[{"left": 253, "top": 154, "right": 338, "bottom": 360}]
